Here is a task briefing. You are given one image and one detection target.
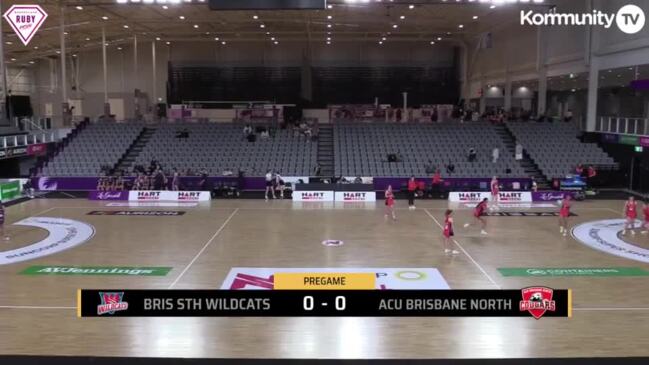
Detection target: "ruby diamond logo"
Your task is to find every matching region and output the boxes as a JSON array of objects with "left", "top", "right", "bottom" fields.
[{"left": 3, "top": 5, "right": 48, "bottom": 46}]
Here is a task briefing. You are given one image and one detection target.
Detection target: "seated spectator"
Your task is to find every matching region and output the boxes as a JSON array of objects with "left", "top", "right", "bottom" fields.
[
  {"left": 492, "top": 147, "right": 500, "bottom": 164},
  {"left": 354, "top": 176, "right": 363, "bottom": 184},
  {"left": 468, "top": 148, "right": 477, "bottom": 162},
  {"left": 425, "top": 160, "right": 435, "bottom": 174},
  {"left": 446, "top": 162, "right": 455, "bottom": 174},
  {"left": 564, "top": 109, "right": 573, "bottom": 123},
  {"left": 222, "top": 168, "right": 234, "bottom": 176},
  {"left": 260, "top": 130, "right": 270, "bottom": 139}
]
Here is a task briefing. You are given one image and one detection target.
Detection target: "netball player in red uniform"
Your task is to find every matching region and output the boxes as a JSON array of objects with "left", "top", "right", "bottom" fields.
[
  {"left": 623, "top": 196, "right": 638, "bottom": 236},
  {"left": 559, "top": 195, "right": 571, "bottom": 237},
  {"left": 641, "top": 201, "right": 649, "bottom": 235},
  {"left": 384, "top": 185, "right": 396, "bottom": 221},
  {"left": 443, "top": 209, "right": 459, "bottom": 255},
  {"left": 464, "top": 198, "right": 488, "bottom": 235},
  {"left": 490, "top": 176, "right": 500, "bottom": 211}
]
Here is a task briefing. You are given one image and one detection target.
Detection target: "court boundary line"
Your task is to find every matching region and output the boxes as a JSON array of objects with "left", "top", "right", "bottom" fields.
[
  {"left": 167, "top": 208, "right": 240, "bottom": 289},
  {"left": 423, "top": 208, "right": 501, "bottom": 289},
  {"left": 0, "top": 305, "right": 75, "bottom": 310}
]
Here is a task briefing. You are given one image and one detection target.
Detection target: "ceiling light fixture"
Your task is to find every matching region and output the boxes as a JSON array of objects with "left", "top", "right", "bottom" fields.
[{"left": 76, "top": 6, "right": 83, "bottom": 10}]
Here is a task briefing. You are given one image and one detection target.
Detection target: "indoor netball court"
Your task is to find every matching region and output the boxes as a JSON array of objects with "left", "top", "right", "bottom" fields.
[{"left": 1, "top": 197, "right": 649, "bottom": 362}]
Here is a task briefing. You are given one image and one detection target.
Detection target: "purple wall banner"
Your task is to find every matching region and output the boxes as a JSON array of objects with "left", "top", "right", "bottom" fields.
[
  {"left": 88, "top": 191, "right": 129, "bottom": 201},
  {"left": 600, "top": 133, "right": 619, "bottom": 144},
  {"left": 33, "top": 176, "right": 266, "bottom": 192},
  {"left": 640, "top": 137, "right": 649, "bottom": 147},
  {"left": 532, "top": 191, "right": 575, "bottom": 202}
]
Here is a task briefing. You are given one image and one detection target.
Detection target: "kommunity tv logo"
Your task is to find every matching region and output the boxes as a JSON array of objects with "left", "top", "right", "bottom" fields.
[{"left": 521, "top": 4, "right": 645, "bottom": 34}]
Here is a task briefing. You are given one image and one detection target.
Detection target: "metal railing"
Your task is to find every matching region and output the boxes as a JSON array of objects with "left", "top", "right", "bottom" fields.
[
  {"left": 596, "top": 116, "right": 648, "bottom": 136},
  {"left": 1, "top": 132, "right": 57, "bottom": 148}
]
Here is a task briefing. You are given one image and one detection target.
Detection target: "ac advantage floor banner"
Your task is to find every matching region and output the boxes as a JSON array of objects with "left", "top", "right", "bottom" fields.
[
  {"left": 498, "top": 267, "right": 649, "bottom": 277},
  {"left": 20, "top": 265, "right": 172, "bottom": 276}
]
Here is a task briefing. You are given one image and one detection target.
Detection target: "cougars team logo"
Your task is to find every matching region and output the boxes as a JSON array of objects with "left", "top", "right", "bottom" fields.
[
  {"left": 519, "top": 286, "right": 556, "bottom": 319},
  {"left": 97, "top": 292, "right": 129, "bottom": 315}
]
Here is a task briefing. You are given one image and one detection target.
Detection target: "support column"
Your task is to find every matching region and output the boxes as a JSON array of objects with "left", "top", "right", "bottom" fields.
[
  {"left": 0, "top": 1, "right": 8, "bottom": 125},
  {"left": 133, "top": 35, "right": 141, "bottom": 120},
  {"left": 586, "top": 57, "right": 600, "bottom": 132},
  {"left": 402, "top": 92, "right": 408, "bottom": 121},
  {"left": 536, "top": 20, "right": 548, "bottom": 118},
  {"left": 504, "top": 75, "right": 512, "bottom": 112},
  {"left": 60, "top": 6, "right": 71, "bottom": 126},
  {"left": 479, "top": 79, "right": 486, "bottom": 114},
  {"left": 537, "top": 69, "right": 547, "bottom": 117},
  {"left": 151, "top": 41, "right": 158, "bottom": 121},
  {"left": 102, "top": 26, "right": 110, "bottom": 118}
]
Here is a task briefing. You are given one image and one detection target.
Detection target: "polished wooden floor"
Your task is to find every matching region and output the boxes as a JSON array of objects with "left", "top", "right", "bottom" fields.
[{"left": 1, "top": 198, "right": 648, "bottom": 359}]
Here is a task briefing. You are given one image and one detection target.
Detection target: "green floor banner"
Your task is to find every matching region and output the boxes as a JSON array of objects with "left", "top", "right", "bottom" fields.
[
  {"left": 498, "top": 267, "right": 649, "bottom": 277},
  {"left": 20, "top": 266, "right": 172, "bottom": 276},
  {"left": 0, "top": 180, "right": 21, "bottom": 200}
]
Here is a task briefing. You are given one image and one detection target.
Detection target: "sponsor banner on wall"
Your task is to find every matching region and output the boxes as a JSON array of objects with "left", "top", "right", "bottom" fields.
[
  {"left": 0, "top": 180, "right": 21, "bottom": 200},
  {"left": 334, "top": 191, "right": 376, "bottom": 202},
  {"left": 448, "top": 192, "right": 490, "bottom": 203},
  {"left": 0, "top": 146, "right": 28, "bottom": 159},
  {"left": 292, "top": 190, "right": 334, "bottom": 202},
  {"left": 26, "top": 143, "right": 48, "bottom": 156},
  {"left": 497, "top": 192, "right": 532, "bottom": 202},
  {"left": 532, "top": 191, "right": 575, "bottom": 202},
  {"left": 127, "top": 191, "right": 210, "bottom": 202},
  {"left": 88, "top": 191, "right": 129, "bottom": 201},
  {"left": 221, "top": 267, "right": 450, "bottom": 290},
  {"left": 449, "top": 191, "right": 532, "bottom": 203}
]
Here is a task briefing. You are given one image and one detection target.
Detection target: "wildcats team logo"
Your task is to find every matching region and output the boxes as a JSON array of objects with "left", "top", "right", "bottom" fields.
[
  {"left": 519, "top": 286, "right": 556, "bottom": 319},
  {"left": 97, "top": 292, "right": 129, "bottom": 315}
]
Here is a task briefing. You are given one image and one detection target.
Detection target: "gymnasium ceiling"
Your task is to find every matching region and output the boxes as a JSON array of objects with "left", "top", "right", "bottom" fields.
[{"left": 3, "top": 0, "right": 552, "bottom": 64}]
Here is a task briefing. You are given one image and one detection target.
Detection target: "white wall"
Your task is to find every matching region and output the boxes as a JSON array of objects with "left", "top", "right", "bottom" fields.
[{"left": 29, "top": 40, "right": 455, "bottom": 126}]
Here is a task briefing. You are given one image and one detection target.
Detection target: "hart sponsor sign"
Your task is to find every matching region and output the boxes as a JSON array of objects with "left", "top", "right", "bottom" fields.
[
  {"left": 221, "top": 267, "right": 450, "bottom": 290},
  {"left": 448, "top": 192, "right": 489, "bottom": 203},
  {"left": 449, "top": 191, "right": 532, "bottom": 203},
  {"left": 497, "top": 192, "right": 532, "bottom": 203},
  {"left": 334, "top": 191, "right": 376, "bottom": 202},
  {"left": 292, "top": 191, "right": 334, "bottom": 202},
  {"left": 3, "top": 5, "right": 48, "bottom": 46},
  {"left": 127, "top": 191, "right": 210, "bottom": 202}
]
